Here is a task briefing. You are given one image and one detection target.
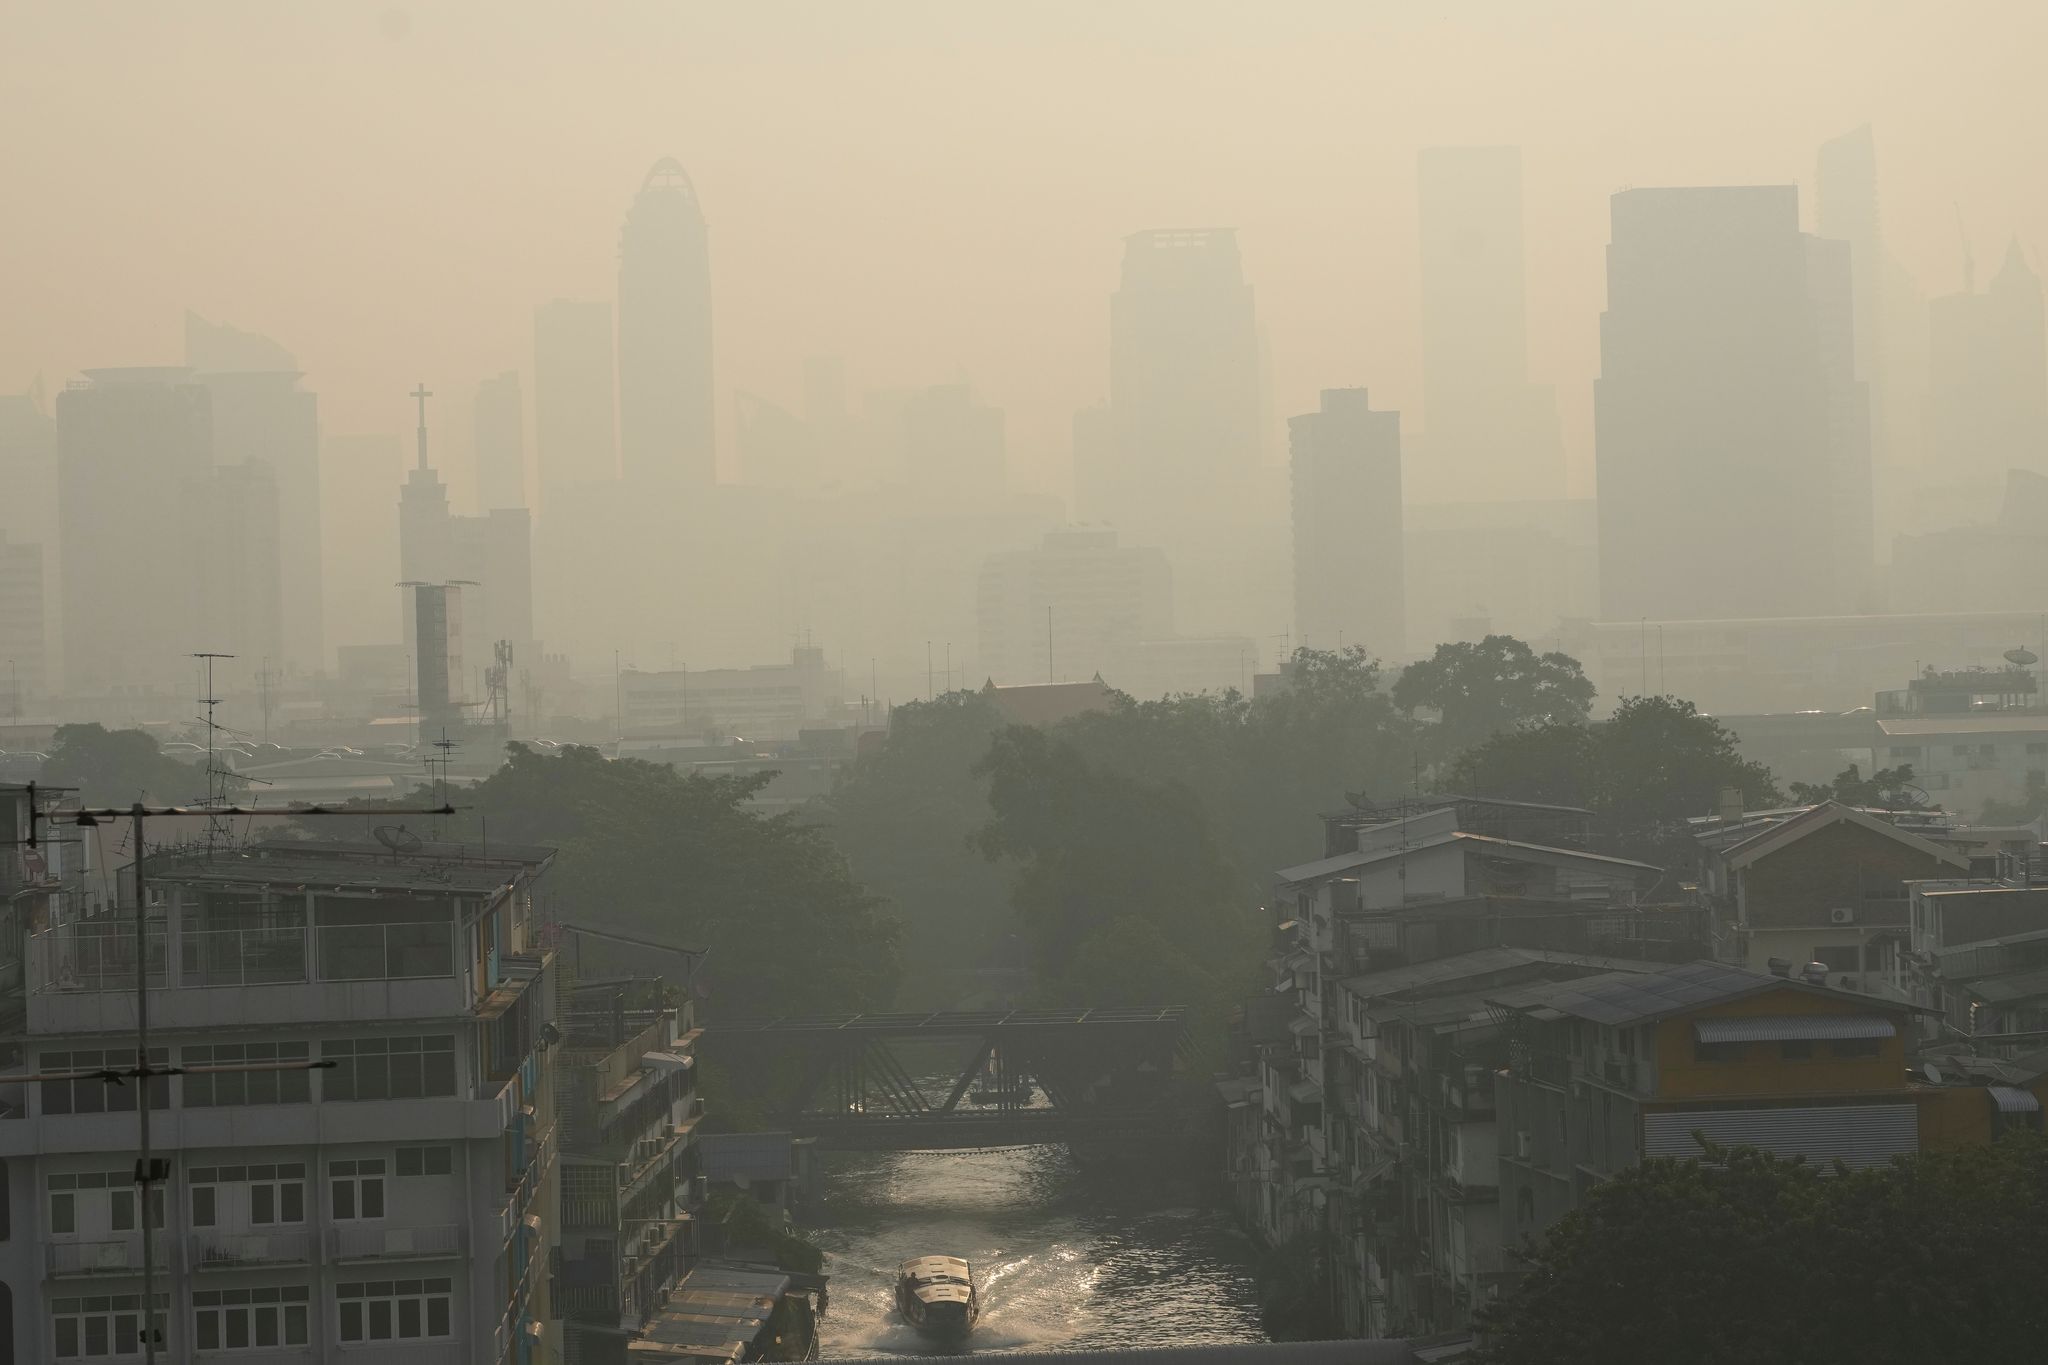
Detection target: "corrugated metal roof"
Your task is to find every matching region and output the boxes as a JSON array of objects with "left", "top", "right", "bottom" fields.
[
  {"left": 1643, "top": 1103, "right": 1917, "bottom": 1169},
  {"left": 1693, "top": 1015, "right": 1896, "bottom": 1043},
  {"left": 1532, "top": 960, "right": 1775, "bottom": 1025},
  {"left": 1287, "top": 1080, "right": 1324, "bottom": 1105},
  {"left": 1967, "top": 969, "right": 2048, "bottom": 1005},
  {"left": 1991, "top": 1085, "right": 2043, "bottom": 1113},
  {"left": 820, "top": 1339, "right": 1432, "bottom": 1365}
]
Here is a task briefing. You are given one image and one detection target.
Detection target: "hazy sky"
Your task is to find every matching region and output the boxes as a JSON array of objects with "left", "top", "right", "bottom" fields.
[{"left": 6, "top": 2, "right": 2045, "bottom": 502}]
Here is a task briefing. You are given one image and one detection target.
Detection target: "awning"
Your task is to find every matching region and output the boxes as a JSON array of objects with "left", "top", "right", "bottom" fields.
[
  {"left": 1990, "top": 1085, "right": 2043, "bottom": 1114},
  {"left": 1693, "top": 1015, "right": 1896, "bottom": 1044},
  {"left": 1288, "top": 1080, "right": 1324, "bottom": 1105},
  {"left": 644, "top": 1050, "right": 695, "bottom": 1071}
]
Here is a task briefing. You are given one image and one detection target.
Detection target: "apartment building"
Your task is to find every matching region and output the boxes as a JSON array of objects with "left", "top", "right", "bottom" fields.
[{"left": 0, "top": 835, "right": 560, "bottom": 1364}]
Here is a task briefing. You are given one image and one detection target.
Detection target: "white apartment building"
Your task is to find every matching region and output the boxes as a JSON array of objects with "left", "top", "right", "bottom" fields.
[
  {"left": 0, "top": 836, "right": 561, "bottom": 1365},
  {"left": 618, "top": 646, "right": 843, "bottom": 743}
]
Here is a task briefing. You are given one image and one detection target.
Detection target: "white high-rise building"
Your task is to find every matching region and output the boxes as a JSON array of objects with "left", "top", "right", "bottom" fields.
[{"left": 977, "top": 528, "right": 1173, "bottom": 686}]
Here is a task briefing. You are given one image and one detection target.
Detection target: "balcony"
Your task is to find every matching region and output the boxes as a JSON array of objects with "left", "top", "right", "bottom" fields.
[
  {"left": 28, "top": 920, "right": 467, "bottom": 1031},
  {"left": 193, "top": 1229, "right": 314, "bottom": 1270},
  {"left": 331, "top": 1346, "right": 463, "bottom": 1365},
  {"left": 329, "top": 1222, "right": 465, "bottom": 1262},
  {"left": 47, "top": 1234, "right": 161, "bottom": 1277}
]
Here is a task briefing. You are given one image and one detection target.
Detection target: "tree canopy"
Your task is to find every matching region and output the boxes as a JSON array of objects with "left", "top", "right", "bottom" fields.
[
  {"left": 40, "top": 723, "right": 206, "bottom": 808},
  {"left": 1392, "top": 635, "right": 1596, "bottom": 762},
  {"left": 1446, "top": 695, "right": 1780, "bottom": 857},
  {"left": 443, "top": 743, "right": 900, "bottom": 1014},
  {"left": 1788, "top": 762, "right": 1930, "bottom": 810},
  {"left": 1477, "top": 1136, "right": 2048, "bottom": 1365}
]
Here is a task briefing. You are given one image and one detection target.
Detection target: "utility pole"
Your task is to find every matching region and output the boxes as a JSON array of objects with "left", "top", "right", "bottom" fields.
[
  {"left": 1046, "top": 607, "right": 1054, "bottom": 684},
  {"left": 14, "top": 789, "right": 455, "bottom": 1365}
]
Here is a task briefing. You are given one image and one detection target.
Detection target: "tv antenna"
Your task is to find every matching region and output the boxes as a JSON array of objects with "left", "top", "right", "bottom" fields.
[{"left": 194, "top": 652, "right": 237, "bottom": 855}]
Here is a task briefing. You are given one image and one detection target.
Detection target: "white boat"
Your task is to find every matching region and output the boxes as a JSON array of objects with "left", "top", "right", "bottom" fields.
[{"left": 894, "top": 1255, "right": 978, "bottom": 1339}]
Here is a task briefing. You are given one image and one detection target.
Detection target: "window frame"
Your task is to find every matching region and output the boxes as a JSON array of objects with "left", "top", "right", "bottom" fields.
[
  {"left": 329, "top": 1159, "right": 388, "bottom": 1221},
  {"left": 191, "top": 1285, "right": 311, "bottom": 1353},
  {"left": 335, "top": 1277, "right": 454, "bottom": 1343}
]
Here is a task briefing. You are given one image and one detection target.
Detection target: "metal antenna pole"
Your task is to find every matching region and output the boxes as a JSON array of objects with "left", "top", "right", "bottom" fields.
[{"left": 132, "top": 801, "right": 159, "bottom": 1364}]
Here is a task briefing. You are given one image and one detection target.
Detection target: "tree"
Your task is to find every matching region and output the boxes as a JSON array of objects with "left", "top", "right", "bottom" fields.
[
  {"left": 1981, "top": 770, "right": 2048, "bottom": 824},
  {"left": 1392, "top": 635, "right": 1596, "bottom": 761},
  {"left": 1445, "top": 695, "right": 1780, "bottom": 858},
  {"left": 41, "top": 723, "right": 206, "bottom": 808},
  {"left": 1788, "top": 763, "right": 1929, "bottom": 809},
  {"left": 1476, "top": 1136, "right": 2048, "bottom": 1365},
  {"left": 442, "top": 744, "right": 901, "bottom": 1014}
]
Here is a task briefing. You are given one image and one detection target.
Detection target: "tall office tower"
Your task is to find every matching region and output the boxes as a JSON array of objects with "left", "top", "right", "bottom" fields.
[
  {"left": 903, "top": 383, "right": 1005, "bottom": 503},
  {"left": 1415, "top": 147, "right": 1564, "bottom": 504},
  {"left": 1929, "top": 240, "right": 2048, "bottom": 490},
  {"left": 976, "top": 528, "right": 1174, "bottom": 686},
  {"left": 0, "top": 390, "right": 60, "bottom": 689},
  {"left": 1805, "top": 235, "right": 1876, "bottom": 610},
  {"left": 321, "top": 433, "right": 404, "bottom": 658},
  {"left": 1102, "top": 229, "right": 1262, "bottom": 537},
  {"left": 414, "top": 581, "right": 465, "bottom": 737},
  {"left": 1070, "top": 404, "right": 1115, "bottom": 522},
  {"left": 196, "top": 460, "right": 287, "bottom": 667},
  {"left": 472, "top": 370, "right": 526, "bottom": 512},
  {"left": 187, "top": 318, "right": 323, "bottom": 675},
  {"left": 533, "top": 298, "right": 618, "bottom": 510},
  {"left": 17, "top": 835, "right": 560, "bottom": 1360},
  {"left": 1595, "top": 186, "right": 1871, "bottom": 622},
  {"left": 617, "top": 158, "right": 715, "bottom": 495},
  {"left": 0, "top": 528, "right": 47, "bottom": 710},
  {"left": 55, "top": 368, "right": 214, "bottom": 694},
  {"left": 1815, "top": 128, "right": 1886, "bottom": 428},
  {"left": 1289, "top": 389, "right": 1406, "bottom": 654}
]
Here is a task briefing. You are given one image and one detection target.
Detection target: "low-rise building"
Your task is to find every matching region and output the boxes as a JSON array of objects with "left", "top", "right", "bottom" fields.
[{"left": 0, "top": 835, "right": 559, "bottom": 1364}]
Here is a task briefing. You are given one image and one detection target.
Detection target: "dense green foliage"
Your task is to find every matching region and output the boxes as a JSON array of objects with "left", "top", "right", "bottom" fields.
[
  {"left": 971, "top": 724, "right": 1264, "bottom": 1023},
  {"left": 1446, "top": 695, "right": 1782, "bottom": 858},
  {"left": 1392, "top": 635, "right": 1596, "bottom": 763},
  {"left": 445, "top": 743, "right": 900, "bottom": 1014},
  {"left": 41, "top": 723, "right": 205, "bottom": 808},
  {"left": 1788, "top": 762, "right": 1930, "bottom": 809},
  {"left": 1477, "top": 1136, "right": 2048, "bottom": 1365}
]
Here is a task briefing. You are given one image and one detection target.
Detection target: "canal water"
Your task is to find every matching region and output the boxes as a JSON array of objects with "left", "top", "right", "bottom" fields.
[{"left": 810, "top": 1146, "right": 1268, "bottom": 1356}]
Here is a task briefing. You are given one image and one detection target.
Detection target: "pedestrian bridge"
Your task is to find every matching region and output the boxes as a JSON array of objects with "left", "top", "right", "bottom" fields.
[{"left": 704, "top": 1007, "right": 1188, "bottom": 1151}]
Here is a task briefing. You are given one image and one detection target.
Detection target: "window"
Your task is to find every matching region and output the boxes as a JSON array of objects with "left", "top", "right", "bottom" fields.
[
  {"left": 1890, "top": 746, "right": 1923, "bottom": 760},
  {"left": 183, "top": 1042, "right": 311, "bottom": 1106},
  {"left": 39, "top": 1050, "right": 170, "bottom": 1115},
  {"left": 395, "top": 1145, "right": 452, "bottom": 1177},
  {"left": 336, "top": 1278, "right": 453, "bottom": 1343},
  {"left": 52, "top": 1294, "right": 167, "bottom": 1359},
  {"left": 1831, "top": 1038, "right": 1882, "bottom": 1060},
  {"left": 1694, "top": 1040, "right": 1743, "bottom": 1064},
  {"left": 187, "top": 1165, "right": 307, "bottom": 1227},
  {"left": 330, "top": 1159, "right": 386, "bottom": 1220},
  {"left": 193, "top": 1287, "right": 309, "bottom": 1352},
  {"left": 49, "top": 1172, "right": 161, "bottom": 1237},
  {"left": 1779, "top": 1039, "right": 1814, "bottom": 1061},
  {"left": 321, "top": 1036, "right": 456, "bottom": 1100},
  {"left": 1812, "top": 945, "right": 1860, "bottom": 974}
]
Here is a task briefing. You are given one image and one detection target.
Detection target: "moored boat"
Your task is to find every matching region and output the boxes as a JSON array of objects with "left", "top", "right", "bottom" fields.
[{"left": 895, "top": 1255, "right": 979, "bottom": 1338}]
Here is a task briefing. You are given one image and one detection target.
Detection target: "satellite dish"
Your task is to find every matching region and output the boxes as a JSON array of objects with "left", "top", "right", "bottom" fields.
[
  {"left": 2005, "top": 648, "right": 2039, "bottom": 667},
  {"left": 373, "top": 824, "right": 424, "bottom": 855}
]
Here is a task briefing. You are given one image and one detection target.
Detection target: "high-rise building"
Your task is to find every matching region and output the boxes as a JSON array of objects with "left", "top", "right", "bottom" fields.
[
  {"left": 413, "top": 581, "right": 465, "bottom": 738},
  {"left": 196, "top": 460, "right": 286, "bottom": 668},
  {"left": 1289, "top": 389, "right": 1405, "bottom": 655},
  {"left": 189, "top": 361, "right": 322, "bottom": 674},
  {"left": 0, "top": 390, "right": 60, "bottom": 690},
  {"left": 10, "top": 835, "right": 560, "bottom": 1362},
  {"left": 902, "top": 383, "right": 1004, "bottom": 503},
  {"left": 321, "top": 433, "right": 404, "bottom": 659},
  {"left": 1929, "top": 240, "right": 2048, "bottom": 491},
  {"left": 1595, "top": 187, "right": 1871, "bottom": 621},
  {"left": 617, "top": 158, "right": 714, "bottom": 495},
  {"left": 0, "top": 528, "right": 47, "bottom": 711},
  {"left": 533, "top": 298, "right": 618, "bottom": 510},
  {"left": 1416, "top": 147, "right": 1564, "bottom": 504},
  {"left": 54, "top": 368, "right": 214, "bottom": 695},
  {"left": 472, "top": 370, "right": 526, "bottom": 512},
  {"left": 1096, "top": 229, "right": 1261, "bottom": 537},
  {"left": 976, "top": 528, "right": 1174, "bottom": 686}
]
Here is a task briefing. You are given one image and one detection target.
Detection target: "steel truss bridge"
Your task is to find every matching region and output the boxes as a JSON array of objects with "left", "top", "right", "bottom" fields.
[{"left": 705, "top": 1007, "right": 1189, "bottom": 1150}]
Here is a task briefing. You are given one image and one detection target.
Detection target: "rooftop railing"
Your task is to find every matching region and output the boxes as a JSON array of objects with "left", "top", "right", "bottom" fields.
[{"left": 31, "top": 920, "right": 455, "bottom": 994}]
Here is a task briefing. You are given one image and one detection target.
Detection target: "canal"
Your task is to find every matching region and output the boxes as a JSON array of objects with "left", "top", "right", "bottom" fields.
[{"left": 810, "top": 1145, "right": 1269, "bottom": 1356}]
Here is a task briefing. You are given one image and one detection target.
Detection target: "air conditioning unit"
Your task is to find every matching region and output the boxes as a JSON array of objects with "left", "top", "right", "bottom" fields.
[
  {"left": 1830, "top": 907, "right": 1856, "bottom": 925},
  {"left": 1514, "top": 1130, "right": 1534, "bottom": 1160}
]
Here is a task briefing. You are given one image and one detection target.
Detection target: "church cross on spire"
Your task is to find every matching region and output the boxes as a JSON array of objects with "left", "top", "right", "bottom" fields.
[{"left": 412, "top": 382, "right": 433, "bottom": 470}]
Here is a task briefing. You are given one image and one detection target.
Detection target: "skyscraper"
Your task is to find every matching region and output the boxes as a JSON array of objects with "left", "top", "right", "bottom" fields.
[
  {"left": 472, "top": 369, "right": 526, "bottom": 511},
  {"left": 1929, "top": 240, "right": 2048, "bottom": 491},
  {"left": 1595, "top": 186, "right": 1871, "bottom": 622},
  {"left": 321, "top": 432, "right": 404, "bottom": 656},
  {"left": 55, "top": 368, "right": 213, "bottom": 694},
  {"left": 1415, "top": 146, "right": 1563, "bottom": 504},
  {"left": 617, "top": 157, "right": 714, "bottom": 495},
  {"left": 902, "top": 383, "right": 1005, "bottom": 504},
  {"left": 976, "top": 528, "right": 1174, "bottom": 686},
  {"left": 533, "top": 298, "right": 617, "bottom": 510},
  {"left": 1099, "top": 229, "right": 1261, "bottom": 537},
  {"left": 1290, "top": 389, "right": 1406, "bottom": 655}
]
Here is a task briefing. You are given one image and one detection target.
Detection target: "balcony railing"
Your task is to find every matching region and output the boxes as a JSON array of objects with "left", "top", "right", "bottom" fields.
[
  {"left": 329, "top": 1222, "right": 464, "bottom": 1261},
  {"left": 33, "top": 921, "right": 455, "bottom": 994},
  {"left": 192, "top": 1228, "right": 314, "bottom": 1270},
  {"left": 47, "top": 1234, "right": 162, "bottom": 1276}
]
